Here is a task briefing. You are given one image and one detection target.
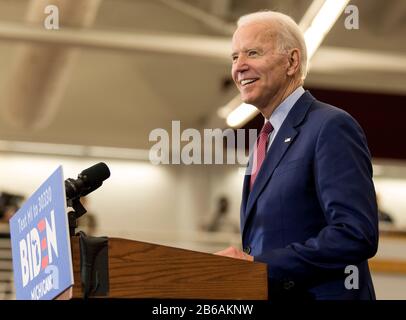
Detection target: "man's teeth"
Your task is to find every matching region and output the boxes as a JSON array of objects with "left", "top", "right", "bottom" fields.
[{"left": 240, "top": 79, "right": 257, "bottom": 86}]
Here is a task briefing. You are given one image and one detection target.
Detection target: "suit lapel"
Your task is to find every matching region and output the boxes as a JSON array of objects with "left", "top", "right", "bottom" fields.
[
  {"left": 240, "top": 171, "right": 250, "bottom": 230},
  {"left": 241, "top": 91, "right": 316, "bottom": 236}
]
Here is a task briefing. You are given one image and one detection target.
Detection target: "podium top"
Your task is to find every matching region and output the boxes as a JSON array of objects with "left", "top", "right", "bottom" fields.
[{"left": 70, "top": 236, "right": 268, "bottom": 300}]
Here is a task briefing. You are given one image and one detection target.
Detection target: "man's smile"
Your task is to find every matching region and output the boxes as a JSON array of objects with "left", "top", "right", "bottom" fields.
[{"left": 240, "top": 78, "right": 259, "bottom": 86}]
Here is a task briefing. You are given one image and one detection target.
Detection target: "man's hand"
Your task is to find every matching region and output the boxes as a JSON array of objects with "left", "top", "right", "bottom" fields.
[{"left": 214, "top": 246, "right": 254, "bottom": 261}]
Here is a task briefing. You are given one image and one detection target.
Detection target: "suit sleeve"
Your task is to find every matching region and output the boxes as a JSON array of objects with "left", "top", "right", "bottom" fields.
[{"left": 254, "top": 111, "right": 379, "bottom": 290}]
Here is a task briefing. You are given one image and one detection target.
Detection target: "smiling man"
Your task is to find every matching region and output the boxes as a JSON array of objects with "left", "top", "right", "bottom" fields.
[{"left": 215, "top": 11, "right": 379, "bottom": 300}]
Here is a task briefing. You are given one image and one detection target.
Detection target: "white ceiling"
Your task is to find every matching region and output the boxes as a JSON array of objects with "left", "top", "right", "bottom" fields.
[{"left": 0, "top": 0, "right": 404, "bottom": 150}]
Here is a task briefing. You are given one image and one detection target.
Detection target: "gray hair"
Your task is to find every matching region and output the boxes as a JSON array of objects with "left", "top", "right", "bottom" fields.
[{"left": 237, "top": 11, "right": 308, "bottom": 81}]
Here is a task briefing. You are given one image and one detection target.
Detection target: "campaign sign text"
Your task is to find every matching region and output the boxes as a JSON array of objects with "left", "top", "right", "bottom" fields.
[{"left": 10, "top": 166, "right": 73, "bottom": 300}]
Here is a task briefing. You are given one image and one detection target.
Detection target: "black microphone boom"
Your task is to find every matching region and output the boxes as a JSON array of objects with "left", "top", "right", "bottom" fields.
[{"left": 65, "top": 162, "right": 110, "bottom": 201}]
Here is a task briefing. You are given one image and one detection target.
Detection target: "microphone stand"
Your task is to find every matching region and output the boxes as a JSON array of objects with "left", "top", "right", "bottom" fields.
[{"left": 67, "top": 198, "right": 87, "bottom": 236}]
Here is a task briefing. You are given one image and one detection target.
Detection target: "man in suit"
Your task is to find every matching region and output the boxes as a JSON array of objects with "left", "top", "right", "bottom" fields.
[{"left": 215, "top": 11, "right": 379, "bottom": 300}]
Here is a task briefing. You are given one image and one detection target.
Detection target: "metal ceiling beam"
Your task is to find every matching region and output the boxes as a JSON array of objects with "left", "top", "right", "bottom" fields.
[
  {"left": 1, "top": 19, "right": 403, "bottom": 72},
  {"left": 0, "top": 21, "right": 231, "bottom": 61},
  {"left": 0, "top": 20, "right": 404, "bottom": 74}
]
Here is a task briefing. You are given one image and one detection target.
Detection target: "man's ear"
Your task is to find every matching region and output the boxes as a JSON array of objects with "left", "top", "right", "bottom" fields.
[{"left": 286, "top": 48, "right": 300, "bottom": 77}]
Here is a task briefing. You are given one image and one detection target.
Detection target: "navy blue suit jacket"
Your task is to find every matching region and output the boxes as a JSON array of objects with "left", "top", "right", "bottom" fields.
[{"left": 241, "top": 91, "right": 379, "bottom": 300}]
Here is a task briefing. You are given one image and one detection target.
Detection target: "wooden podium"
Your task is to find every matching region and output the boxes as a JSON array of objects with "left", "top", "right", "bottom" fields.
[{"left": 69, "top": 236, "right": 268, "bottom": 299}]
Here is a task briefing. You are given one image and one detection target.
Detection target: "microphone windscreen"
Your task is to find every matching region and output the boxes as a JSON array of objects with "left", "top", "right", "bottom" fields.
[{"left": 80, "top": 162, "right": 111, "bottom": 187}]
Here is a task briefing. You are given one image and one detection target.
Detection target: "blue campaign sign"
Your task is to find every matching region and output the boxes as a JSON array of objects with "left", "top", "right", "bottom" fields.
[{"left": 10, "top": 166, "right": 73, "bottom": 300}]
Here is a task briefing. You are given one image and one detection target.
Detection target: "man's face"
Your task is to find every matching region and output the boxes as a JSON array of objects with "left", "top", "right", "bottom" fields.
[{"left": 231, "top": 23, "right": 289, "bottom": 110}]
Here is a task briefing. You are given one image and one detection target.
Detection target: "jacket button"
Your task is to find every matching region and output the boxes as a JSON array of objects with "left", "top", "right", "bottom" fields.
[{"left": 243, "top": 246, "right": 251, "bottom": 254}]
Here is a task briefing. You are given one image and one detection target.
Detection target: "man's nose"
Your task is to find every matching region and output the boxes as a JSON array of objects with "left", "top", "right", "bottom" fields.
[{"left": 233, "top": 55, "right": 249, "bottom": 73}]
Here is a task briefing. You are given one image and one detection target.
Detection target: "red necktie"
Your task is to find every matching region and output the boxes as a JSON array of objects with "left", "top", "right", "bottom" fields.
[{"left": 250, "top": 121, "right": 273, "bottom": 190}]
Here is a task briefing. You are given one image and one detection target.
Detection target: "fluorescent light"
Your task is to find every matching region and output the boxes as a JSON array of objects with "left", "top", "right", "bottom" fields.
[
  {"left": 225, "top": 0, "right": 349, "bottom": 127},
  {"left": 305, "top": 0, "right": 350, "bottom": 59},
  {"left": 298, "top": 0, "right": 325, "bottom": 31},
  {"left": 226, "top": 103, "right": 258, "bottom": 128},
  {"left": 218, "top": 94, "right": 250, "bottom": 120}
]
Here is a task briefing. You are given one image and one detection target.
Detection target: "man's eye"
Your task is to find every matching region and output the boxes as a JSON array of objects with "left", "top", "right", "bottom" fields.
[
  {"left": 232, "top": 55, "right": 238, "bottom": 62},
  {"left": 248, "top": 51, "right": 258, "bottom": 56}
]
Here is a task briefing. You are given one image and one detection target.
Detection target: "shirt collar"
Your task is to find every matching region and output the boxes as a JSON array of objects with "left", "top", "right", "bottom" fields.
[{"left": 266, "top": 86, "right": 305, "bottom": 132}]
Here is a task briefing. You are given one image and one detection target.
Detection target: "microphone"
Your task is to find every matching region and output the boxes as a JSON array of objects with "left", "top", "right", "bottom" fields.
[{"left": 65, "top": 162, "right": 110, "bottom": 201}]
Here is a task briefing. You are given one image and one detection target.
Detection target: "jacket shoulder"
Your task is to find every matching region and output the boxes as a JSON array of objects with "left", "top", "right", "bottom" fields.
[{"left": 308, "top": 98, "right": 360, "bottom": 128}]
